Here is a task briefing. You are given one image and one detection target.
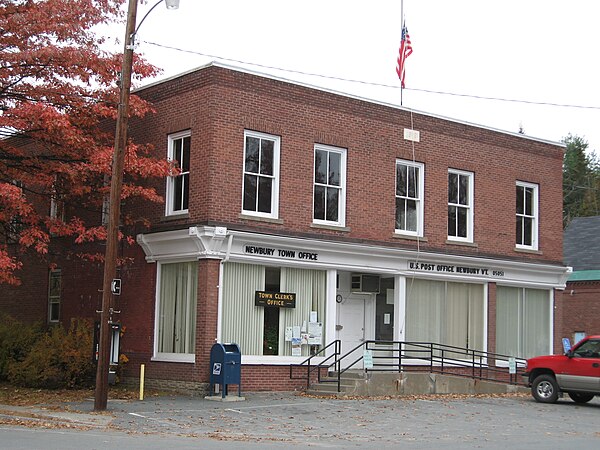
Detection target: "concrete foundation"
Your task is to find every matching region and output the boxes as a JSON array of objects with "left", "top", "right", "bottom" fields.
[{"left": 307, "top": 372, "right": 528, "bottom": 397}]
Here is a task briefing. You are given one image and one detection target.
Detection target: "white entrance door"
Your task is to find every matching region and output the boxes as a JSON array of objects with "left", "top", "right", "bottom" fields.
[{"left": 337, "top": 295, "right": 374, "bottom": 369}]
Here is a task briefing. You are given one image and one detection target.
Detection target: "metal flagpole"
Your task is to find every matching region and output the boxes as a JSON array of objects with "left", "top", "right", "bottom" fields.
[{"left": 400, "top": 0, "right": 404, "bottom": 105}]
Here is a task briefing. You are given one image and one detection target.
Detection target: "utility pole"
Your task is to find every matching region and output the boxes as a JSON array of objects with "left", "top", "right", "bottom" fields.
[{"left": 94, "top": 0, "right": 138, "bottom": 412}]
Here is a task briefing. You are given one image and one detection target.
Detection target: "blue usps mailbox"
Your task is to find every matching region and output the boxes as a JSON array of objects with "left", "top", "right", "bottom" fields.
[{"left": 209, "top": 343, "right": 242, "bottom": 398}]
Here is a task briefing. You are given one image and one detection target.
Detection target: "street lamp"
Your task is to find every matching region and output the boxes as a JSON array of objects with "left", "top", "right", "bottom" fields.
[{"left": 95, "top": 0, "right": 180, "bottom": 412}]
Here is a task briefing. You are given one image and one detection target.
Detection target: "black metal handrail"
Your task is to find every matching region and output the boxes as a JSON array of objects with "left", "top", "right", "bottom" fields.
[
  {"left": 289, "top": 339, "right": 341, "bottom": 388},
  {"left": 290, "top": 340, "right": 527, "bottom": 393}
]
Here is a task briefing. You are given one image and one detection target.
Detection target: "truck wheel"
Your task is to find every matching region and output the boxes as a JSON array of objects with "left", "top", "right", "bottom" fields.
[
  {"left": 568, "top": 392, "right": 594, "bottom": 403},
  {"left": 532, "top": 374, "right": 559, "bottom": 403}
]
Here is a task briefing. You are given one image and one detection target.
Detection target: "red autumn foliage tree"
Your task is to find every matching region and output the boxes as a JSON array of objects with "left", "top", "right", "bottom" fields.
[{"left": 0, "top": 0, "right": 170, "bottom": 285}]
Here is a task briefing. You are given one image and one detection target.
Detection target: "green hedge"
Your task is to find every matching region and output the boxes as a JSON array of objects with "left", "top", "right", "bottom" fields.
[{"left": 0, "top": 314, "right": 96, "bottom": 389}]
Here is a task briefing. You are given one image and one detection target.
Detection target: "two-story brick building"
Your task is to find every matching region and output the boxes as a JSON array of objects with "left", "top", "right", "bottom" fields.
[{"left": 2, "top": 62, "right": 570, "bottom": 392}]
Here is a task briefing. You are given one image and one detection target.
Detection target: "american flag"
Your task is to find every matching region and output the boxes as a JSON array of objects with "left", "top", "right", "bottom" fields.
[{"left": 396, "top": 23, "right": 413, "bottom": 88}]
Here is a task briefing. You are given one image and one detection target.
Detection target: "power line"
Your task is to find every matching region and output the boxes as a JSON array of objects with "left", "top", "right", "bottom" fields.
[{"left": 144, "top": 40, "right": 600, "bottom": 111}]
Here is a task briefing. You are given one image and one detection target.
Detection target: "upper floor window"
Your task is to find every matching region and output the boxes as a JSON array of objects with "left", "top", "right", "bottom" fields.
[
  {"left": 50, "top": 176, "right": 65, "bottom": 222},
  {"left": 242, "top": 130, "right": 280, "bottom": 219},
  {"left": 166, "top": 131, "right": 191, "bottom": 216},
  {"left": 448, "top": 169, "right": 474, "bottom": 242},
  {"left": 313, "top": 144, "right": 346, "bottom": 226},
  {"left": 48, "top": 269, "right": 61, "bottom": 323},
  {"left": 516, "top": 181, "right": 539, "bottom": 250},
  {"left": 395, "top": 159, "right": 424, "bottom": 236}
]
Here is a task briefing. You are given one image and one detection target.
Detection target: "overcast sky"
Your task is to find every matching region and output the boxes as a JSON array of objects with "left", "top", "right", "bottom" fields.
[{"left": 111, "top": 0, "right": 600, "bottom": 154}]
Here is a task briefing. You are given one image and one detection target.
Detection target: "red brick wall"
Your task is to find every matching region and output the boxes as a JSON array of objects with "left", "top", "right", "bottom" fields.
[
  {"left": 3, "top": 64, "right": 567, "bottom": 392},
  {"left": 132, "top": 65, "right": 564, "bottom": 265},
  {"left": 559, "top": 282, "right": 600, "bottom": 343}
]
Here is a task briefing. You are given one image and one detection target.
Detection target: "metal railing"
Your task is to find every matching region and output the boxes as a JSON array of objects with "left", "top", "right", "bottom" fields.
[{"left": 290, "top": 340, "right": 527, "bottom": 393}]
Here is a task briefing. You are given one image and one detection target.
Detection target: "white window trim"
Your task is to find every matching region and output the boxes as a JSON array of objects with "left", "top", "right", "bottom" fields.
[
  {"left": 395, "top": 159, "right": 424, "bottom": 237},
  {"left": 516, "top": 181, "right": 539, "bottom": 251},
  {"left": 312, "top": 144, "right": 347, "bottom": 227},
  {"left": 152, "top": 260, "right": 196, "bottom": 364},
  {"left": 165, "top": 130, "right": 191, "bottom": 217},
  {"left": 241, "top": 130, "right": 281, "bottom": 219},
  {"left": 447, "top": 169, "right": 474, "bottom": 243}
]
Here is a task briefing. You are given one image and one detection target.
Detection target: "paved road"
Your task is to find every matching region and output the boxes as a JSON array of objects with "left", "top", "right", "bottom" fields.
[{"left": 1, "top": 392, "right": 599, "bottom": 449}]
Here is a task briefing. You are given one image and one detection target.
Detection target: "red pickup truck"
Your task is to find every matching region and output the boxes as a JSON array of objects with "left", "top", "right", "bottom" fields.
[{"left": 523, "top": 335, "right": 600, "bottom": 403}]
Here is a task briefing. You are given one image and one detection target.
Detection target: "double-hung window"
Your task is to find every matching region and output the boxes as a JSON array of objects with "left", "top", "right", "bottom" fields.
[
  {"left": 166, "top": 131, "right": 191, "bottom": 216},
  {"left": 448, "top": 169, "right": 474, "bottom": 242},
  {"left": 50, "top": 176, "right": 65, "bottom": 222},
  {"left": 48, "top": 269, "right": 61, "bottom": 323},
  {"left": 154, "top": 261, "right": 198, "bottom": 362},
  {"left": 242, "top": 130, "right": 280, "bottom": 219},
  {"left": 395, "top": 160, "right": 424, "bottom": 236},
  {"left": 313, "top": 144, "right": 346, "bottom": 226},
  {"left": 516, "top": 181, "right": 539, "bottom": 250}
]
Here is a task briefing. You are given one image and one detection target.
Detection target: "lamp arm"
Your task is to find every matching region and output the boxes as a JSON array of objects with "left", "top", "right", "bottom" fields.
[{"left": 130, "top": 0, "right": 165, "bottom": 47}]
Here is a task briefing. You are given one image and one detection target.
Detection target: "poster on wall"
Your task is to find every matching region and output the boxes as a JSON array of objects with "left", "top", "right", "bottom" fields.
[
  {"left": 307, "top": 322, "right": 323, "bottom": 345},
  {"left": 291, "top": 337, "right": 302, "bottom": 356}
]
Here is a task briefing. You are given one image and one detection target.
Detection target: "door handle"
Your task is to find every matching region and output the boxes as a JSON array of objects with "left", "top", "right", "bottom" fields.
[{"left": 593, "top": 363, "right": 599, "bottom": 368}]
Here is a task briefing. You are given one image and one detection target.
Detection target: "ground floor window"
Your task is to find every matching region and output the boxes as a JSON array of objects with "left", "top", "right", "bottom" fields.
[
  {"left": 155, "top": 261, "right": 198, "bottom": 359},
  {"left": 221, "top": 262, "right": 326, "bottom": 357},
  {"left": 496, "top": 286, "right": 550, "bottom": 359},
  {"left": 48, "top": 269, "right": 61, "bottom": 323},
  {"left": 405, "top": 279, "right": 484, "bottom": 355}
]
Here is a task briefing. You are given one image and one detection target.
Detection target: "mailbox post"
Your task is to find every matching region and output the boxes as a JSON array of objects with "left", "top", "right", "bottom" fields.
[{"left": 209, "top": 343, "right": 242, "bottom": 398}]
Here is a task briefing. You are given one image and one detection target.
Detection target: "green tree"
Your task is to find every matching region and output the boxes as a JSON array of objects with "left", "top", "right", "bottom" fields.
[{"left": 562, "top": 134, "right": 600, "bottom": 228}]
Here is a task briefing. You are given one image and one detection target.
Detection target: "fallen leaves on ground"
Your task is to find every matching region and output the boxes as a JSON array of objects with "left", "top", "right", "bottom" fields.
[{"left": 0, "top": 382, "right": 165, "bottom": 407}]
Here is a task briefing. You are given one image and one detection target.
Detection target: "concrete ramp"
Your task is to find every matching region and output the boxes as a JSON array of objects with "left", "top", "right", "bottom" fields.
[{"left": 306, "top": 372, "right": 528, "bottom": 397}]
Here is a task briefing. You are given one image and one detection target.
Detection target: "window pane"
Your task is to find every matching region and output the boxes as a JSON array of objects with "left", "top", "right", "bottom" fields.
[
  {"left": 257, "top": 177, "right": 272, "bottom": 213},
  {"left": 524, "top": 187, "right": 533, "bottom": 215},
  {"left": 516, "top": 216, "right": 523, "bottom": 245},
  {"left": 406, "top": 199, "right": 417, "bottom": 231},
  {"left": 405, "top": 279, "right": 445, "bottom": 344},
  {"left": 457, "top": 207, "right": 467, "bottom": 238},
  {"left": 328, "top": 152, "right": 341, "bottom": 186},
  {"left": 516, "top": 185, "right": 524, "bottom": 214},
  {"left": 523, "top": 289, "right": 550, "bottom": 358},
  {"left": 243, "top": 174, "right": 257, "bottom": 211},
  {"left": 50, "top": 302, "right": 60, "bottom": 322},
  {"left": 245, "top": 136, "right": 259, "bottom": 173},
  {"left": 182, "top": 173, "right": 189, "bottom": 210},
  {"left": 173, "top": 138, "right": 182, "bottom": 168},
  {"left": 396, "top": 197, "right": 406, "bottom": 229},
  {"left": 458, "top": 174, "right": 469, "bottom": 205},
  {"left": 174, "top": 176, "right": 183, "bottom": 211},
  {"left": 315, "top": 150, "right": 327, "bottom": 184},
  {"left": 407, "top": 166, "right": 418, "bottom": 198},
  {"left": 260, "top": 139, "right": 274, "bottom": 175},
  {"left": 448, "top": 173, "right": 458, "bottom": 203},
  {"left": 448, "top": 206, "right": 457, "bottom": 236},
  {"left": 49, "top": 273, "right": 61, "bottom": 297},
  {"left": 158, "top": 262, "right": 197, "bottom": 354},
  {"left": 496, "top": 286, "right": 520, "bottom": 356},
  {"left": 326, "top": 187, "right": 339, "bottom": 221},
  {"left": 314, "top": 185, "right": 325, "bottom": 220},
  {"left": 181, "top": 137, "right": 191, "bottom": 172},
  {"left": 523, "top": 217, "right": 532, "bottom": 246},
  {"left": 396, "top": 164, "right": 407, "bottom": 197}
]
